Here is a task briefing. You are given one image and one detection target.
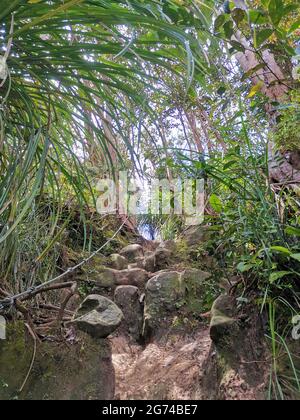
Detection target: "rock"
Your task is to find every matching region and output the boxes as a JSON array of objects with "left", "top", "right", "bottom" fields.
[
  {"left": 0, "top": 321, "right": 114, "bottom": 400},
  {"left": 181, "top": 269, "right": 212, "bottom": 313},
  {"left": 209, "top": 295, "right": 239, "bottom": 346},
  {"left": 114, "top": 286, "right": 143, "bottom": 341},
  {"left": 115, "top": 268, "right": 149, "bottom": 288},
  {"left": 143, "top": 271, "right": 184, "bottom": 335},
  {"left": 160, "top": 240, "right": 176, "bottom": 251},
  {"left": 201, "top": 296, "right": 268, "bottom": 400},
  {"left": 73, "top": 295, "right": 123, "bottom": 338},
  {"left": 143, "top": 255, "right": 156, "bottom": 273},
  {"left": 145, "top": 250, "right": 154, "bottom": 257},
  {"left": 110, "top": 254, "right": 128, "bottom": 270},
  {"left": 120, "top": 244, "right": 144, "bottom": 262},
  {"left": 153, "top": 247, "right": 172, "bottom": 270},
  {"left": 128, "top": 254, "right": 156, "bottom": 273},
  {"left": 81, "top": 266, "right": 116, "bottom": 289},
  {"left": 128, "top": 263, "right": 139, "bottom": 270},
  {"left": 181, "top": 226, "right": 210, "bottom": 247},
  {"left": 143, "top": 269, "right": 214, "bottom": 338},
  {"left": 131, "top": 257, "right": 145, "bottom": 269}
]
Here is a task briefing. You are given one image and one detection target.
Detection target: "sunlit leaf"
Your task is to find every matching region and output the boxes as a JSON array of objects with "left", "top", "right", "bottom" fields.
[
  {"left": 285, "top": 226, "right": 300, "bottom": 237},
  {"left": 270, "top": 246, "right": 291, "bottom": 256},
  {"left": 247, "top": 81, "right": 264, "bottom": 98},
  {"left": 269, "top": 271, "right": 292, "bottom": 283},
  {"left": 209, "top": 194, "right": 223, "bottom": 213},
  {"left": 291, "top": 254, "right": 300, "bottom": 263}
]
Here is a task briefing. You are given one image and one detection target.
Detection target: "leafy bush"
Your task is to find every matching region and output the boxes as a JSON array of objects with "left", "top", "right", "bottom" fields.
[{"left": 274, "top": 93, "right": 300, "bottom": 152}]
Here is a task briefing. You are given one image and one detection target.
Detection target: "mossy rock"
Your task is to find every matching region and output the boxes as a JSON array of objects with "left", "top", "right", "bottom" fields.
[
  {"left": 80, "top": 266, "right": 116, "bottom": 288},
  {"left": 109, "top": 254, "right": 128, "bottom": 270},
  {"left": 143, "top": 271, "right": 184, "bottom": 335},
  {"left": 120, "top": 244, "right": 144, "bottom": 263},
  {"left": 209, "top": 295, "right": 239, "bottom": 348},
  {"left": 181, "top": 269, "right": 212, "bottom": 313},
  {"left": 143, "top": 269, "right": 213, "bottom": 337},
  {"left": 0, "top": 322, "right": 114, "bottom": 400}
]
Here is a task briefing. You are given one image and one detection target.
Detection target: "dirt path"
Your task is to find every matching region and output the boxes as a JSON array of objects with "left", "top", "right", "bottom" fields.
[{"left": 111, "top": 328, "right": 211, "bottom": 400}]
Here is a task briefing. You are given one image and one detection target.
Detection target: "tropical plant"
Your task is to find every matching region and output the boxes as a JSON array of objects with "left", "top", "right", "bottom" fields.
[{"left": 0, "top": 0, "right": 212, "bottom": 291}]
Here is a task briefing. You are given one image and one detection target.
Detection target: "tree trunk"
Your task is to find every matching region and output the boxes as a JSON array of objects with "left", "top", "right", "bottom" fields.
[{"left": 232, "top": 6, "right": 300, "bottom": 185}]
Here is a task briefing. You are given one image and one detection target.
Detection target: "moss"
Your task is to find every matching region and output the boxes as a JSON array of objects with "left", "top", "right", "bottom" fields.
[
  {"left": 174, "top": 240, "right": 190, "bottom": 265},
  {"left": 0, "top": 322, "right": 115, "bottom": 400}
]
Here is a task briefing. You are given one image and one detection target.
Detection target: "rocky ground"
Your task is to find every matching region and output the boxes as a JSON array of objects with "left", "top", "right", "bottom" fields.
[
  {"left": 0, "top": 232, "right": 269, "bottom": 400},
  {"left": 71, "top": 238, "right": 268, "bottom": 400}
]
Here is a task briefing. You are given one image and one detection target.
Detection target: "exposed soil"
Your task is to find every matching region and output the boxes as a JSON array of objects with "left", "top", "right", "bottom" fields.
[{"left": 111, "top": 328, "right": 211, "bottom": 400}]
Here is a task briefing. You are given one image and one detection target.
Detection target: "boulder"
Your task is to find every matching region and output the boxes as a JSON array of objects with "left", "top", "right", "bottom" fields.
[
  {"left": 120, "top": 244, "right": 144, "bottom": 262},
  {"left": 109, "top": 254, "right": 128, "bottom": 270},
  {"left": 143, "top": 271, "right": 184, "bottom": 335},
  {"left": 0, "top": 322, "right": 115, "bottom": 400},
  {"left": 73, "top": 295, "right": 123, "bottom": 338},
  {"left": 114, "top": 286, "right": 143, "bottom": 341},
  {"left": 143, "top": 255, "right": 156, "bottom": 273},
  {"left": 153, "top": 247, "right": 172, "bottom": 270},
  {"left": 143, "top": 269, "right": 214, "bottom": 337},
  {"left": 80, "top": 266, "right": 116, "bottom": 289},
  {"left": 115, "top": 268, "right": 149, "bottom": 288},
  {"left": 181, "top": 226, "right": 210, "bottom": 247},
  {"left": 128, "top": 263, "right": 139, "bottom": 270},
  {"left": 131, "top": 257, "right": 145, "bottom": 269},
  {"left": 209, "top": 295, "right": 239, "bottom": 346},
  {"left": 145, "top": 250, "right": 154, "bottom": 257},
  {"left": 201, "top": 295, "right": 268, "bottom": 400},
  {"left": 181, "top": 269, "right": 212, "bottom": 313}
]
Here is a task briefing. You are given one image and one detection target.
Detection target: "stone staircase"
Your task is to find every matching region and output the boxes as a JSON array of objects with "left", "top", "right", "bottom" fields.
[
  {"left": 73, "top": 240, "right": 213, "bottom": 343},
  {"left": 71, "top": 239, "right": 268, "bottom": 401},
  {"left": 0, "top": 238, "right": 268, "bottom": 400},
  {"left": 72, "top": 240, "right": 216, "bottom": 399}
]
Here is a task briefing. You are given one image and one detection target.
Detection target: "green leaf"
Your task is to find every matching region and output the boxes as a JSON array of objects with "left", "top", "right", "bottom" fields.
[
  {"left": 237, "top": 262, "right": 254, "bottom": 273},
  {"left": 268, "top": 0, "right": 297, "bottom": 26},
  {"left": 285, "top": 226, "right": 300, "bottom": 237},
  {"left": 269, "top": 271, "right": 292, "bottom": 283},
  {"left": 283, "top": 4, "right": 300, "bottom": 18},
  {"left": 230, "top": 40, "right": 245, "bottom": 53},
  {"left": 223, "top": 21, "right": 234, "bottom": 39},
  {"left": 214, "top": 14, "right": 226, "bottom": 32},
  {"left": 270, "top": 246, "right": 291, "bottom": 256},
  {"left": 223, "top": 160, "right": 237, "bottom": 170},
  {"left": 289, "top": 19, "right": 300, "bottom": 34},
  {"left": 291, "top": 254, "right": 300, "bottom": 263},
  {"left": 255, "top": 29, "right": 273, "bottom": 48},
  {"left": 209, "top": 194, "right": 223, "bottom": 213},
  {"left": 232, "top": 8, "right": 246, "bottom": 25},
  {"left": 268, "top": 0, "right": 283, "bottom": 25},
  {"left": 249, "top": 9, "right": 268, "bottom": 24}
]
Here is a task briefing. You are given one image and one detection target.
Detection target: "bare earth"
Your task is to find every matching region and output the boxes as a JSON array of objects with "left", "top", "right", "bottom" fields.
[{"left": 111, "top": 328, "right": 211, "bottom": 400}]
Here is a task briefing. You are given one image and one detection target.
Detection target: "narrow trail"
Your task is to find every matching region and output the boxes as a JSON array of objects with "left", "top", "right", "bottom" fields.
[
  {"left": 111, "top": 328, "right": 211, "bottom": 400},
  {"left": 102, "top": 238, "right": 214, "bottom": 400},
  {"left": 0, "top": 236, "right": 269, "bottom": 400},
  {"left": 69, "top": 236, "right": 267, "bottom": 401}
]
